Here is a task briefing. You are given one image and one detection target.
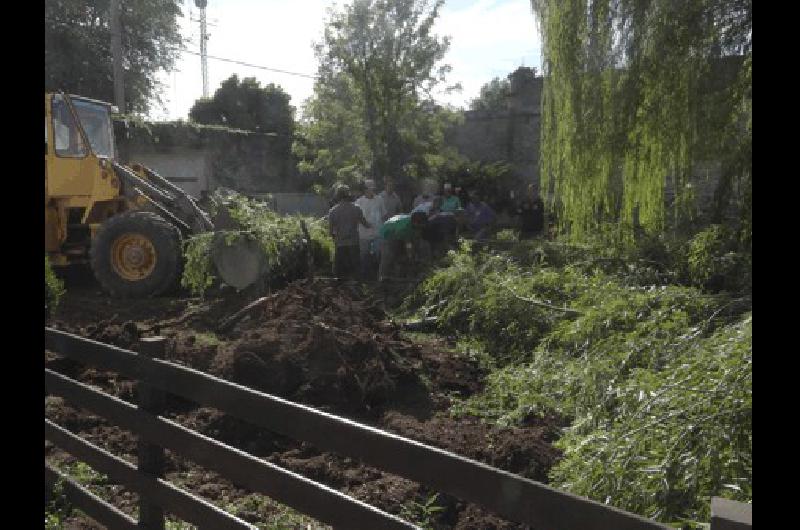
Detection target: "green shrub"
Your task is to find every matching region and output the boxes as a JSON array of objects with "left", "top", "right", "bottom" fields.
[
  {"left": 451, "top": 277, "right": 720, "bottom": 425},
  {"left": 685, "top": 225, "right": 750, "bottom": 292},
  {"left": 403, "top": 245, "right": 575, "bottom": 365},
  {"left": 45, "top": 256, "right": 64, "bottom": 319}
]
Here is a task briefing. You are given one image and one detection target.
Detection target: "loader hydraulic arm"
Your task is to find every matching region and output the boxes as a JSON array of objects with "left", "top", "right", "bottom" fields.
[{"left": 111, "top": 161, "right": 214, "bottom": 235}]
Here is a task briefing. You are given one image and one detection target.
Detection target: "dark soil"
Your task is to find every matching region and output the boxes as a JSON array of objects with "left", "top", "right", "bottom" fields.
[{"left": 46, "top": 275, "right": 564, "bottom": 529}]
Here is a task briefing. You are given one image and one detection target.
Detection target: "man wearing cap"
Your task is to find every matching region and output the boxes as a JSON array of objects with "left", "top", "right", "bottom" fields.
[
  {"left": 355, "top": 179, "right": 387, "bottom": 279},
  {"left": 328, "top": 184, "right": 370, "bottom": 280}
]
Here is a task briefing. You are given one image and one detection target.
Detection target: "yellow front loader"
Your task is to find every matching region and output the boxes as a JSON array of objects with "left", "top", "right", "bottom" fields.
[{"left": 44, "top": 92, "right": 224, "bottom": 297}]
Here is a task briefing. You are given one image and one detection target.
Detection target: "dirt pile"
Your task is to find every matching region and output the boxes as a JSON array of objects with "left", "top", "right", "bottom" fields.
[
  {"left": 382, "top": 412, "right": 562, "bottom": 483},
  {"left": 46, "top": 277, "right": 565, "bottom": 529},
  {"left": 208, "top": 279, "right": 428, "bottom": 416}
]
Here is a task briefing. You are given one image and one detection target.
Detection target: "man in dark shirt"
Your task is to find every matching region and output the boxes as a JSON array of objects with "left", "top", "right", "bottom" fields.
[
  {"left": 465, "top": 193, "right": 497, "bottom": 241},
  {"left": 328, "top": 185, "right": 370, "bottom": 279},
  {"left": 517, "top": 184, "right": 545, "bottom": 239}
]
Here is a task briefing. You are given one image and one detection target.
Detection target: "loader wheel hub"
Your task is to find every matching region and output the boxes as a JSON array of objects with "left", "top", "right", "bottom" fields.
[{"left": 111, "top": 233, "right": 157, "bottom": 280}]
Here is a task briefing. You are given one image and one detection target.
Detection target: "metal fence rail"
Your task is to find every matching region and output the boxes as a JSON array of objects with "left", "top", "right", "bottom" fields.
[{"left": 45, "top": 326, "right": 670, "bottom": 530}]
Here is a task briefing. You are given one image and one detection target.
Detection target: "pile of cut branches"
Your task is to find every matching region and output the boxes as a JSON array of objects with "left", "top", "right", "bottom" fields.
[{"left": 181, "top": 190, "right": 333, "bottom": 295}]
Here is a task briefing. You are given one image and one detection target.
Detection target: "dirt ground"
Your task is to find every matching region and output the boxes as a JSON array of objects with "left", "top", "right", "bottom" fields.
[{"left": 46, "top": 268, "right": 563, "bottom": 529}]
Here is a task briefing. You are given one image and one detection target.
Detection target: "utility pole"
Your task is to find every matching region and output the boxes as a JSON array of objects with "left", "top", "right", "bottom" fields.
[
  {"left": 110, "top": 0, "right": 125, "bottom": 113},
  {"left": 195, "top": 0, "right": 209, "bottom": 98}
]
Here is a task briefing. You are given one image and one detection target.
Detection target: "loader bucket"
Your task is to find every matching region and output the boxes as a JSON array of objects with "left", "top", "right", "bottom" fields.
[{"left": 211, "top": 233, "right": 268, "bottom": 290}]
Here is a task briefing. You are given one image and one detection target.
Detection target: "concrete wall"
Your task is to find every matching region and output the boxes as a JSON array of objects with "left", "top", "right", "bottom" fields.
[
  {"left": 251, "top": 193, "right": 330, "bottom": 217},
  {"left": 129, "top": 149, "right": 209, "bottom": 198},
  {"left": 449, "top": 65, "right": 740, "bottom": 220},
  {"left": 448, "top": 67, "right": 543, "bottom": 189},
  {"left": 114, "top": 119, "right": 297, "bottom": 198}
]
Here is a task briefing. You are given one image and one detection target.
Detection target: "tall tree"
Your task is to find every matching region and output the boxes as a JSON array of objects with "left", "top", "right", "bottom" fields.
[
  {"left": 469, "top": 76, "right": 511, "bottom": 113},
  {"left": 531, "top": 0, "right": 751, "bottom": 242},
  {"left": 45, "top": 0, "right": 183, "bottom": 114},
  {"left": 189, "top": 75, "right": 295, "bottom": 137},
  {"left": 294, "top": 0, "right": 460, "bottom": 187}
]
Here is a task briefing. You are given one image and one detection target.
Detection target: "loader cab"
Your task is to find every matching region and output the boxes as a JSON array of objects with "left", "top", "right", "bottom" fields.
[
  {"left": 45, "top": 92, "right": 125, "bottom": 260},
  {"left": 70, "top": 97, "right": 116, "bottom": 159},
  {"left": 47, "top": 93, "right": 116, "bottom": 160},
  {"left": 45, "top": 93, "right": 122, "bottom": 203}
]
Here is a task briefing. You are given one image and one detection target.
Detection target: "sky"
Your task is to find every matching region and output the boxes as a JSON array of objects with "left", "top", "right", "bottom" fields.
[{"left": 148, "top": 0, "right": 541, "bottom": 121}]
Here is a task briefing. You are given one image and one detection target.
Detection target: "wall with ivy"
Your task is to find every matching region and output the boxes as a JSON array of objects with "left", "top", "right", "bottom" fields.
[{"left": 113, "top": 118, "right": 298, "bottom": 196}]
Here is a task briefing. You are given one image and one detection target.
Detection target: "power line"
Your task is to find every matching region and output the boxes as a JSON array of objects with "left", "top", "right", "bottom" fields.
[
  {"left": 181, "top": 49, "right": 318, "bottom": 80},
  {"left": 44, "top": 17, "right": 319, "bottom": 81}
]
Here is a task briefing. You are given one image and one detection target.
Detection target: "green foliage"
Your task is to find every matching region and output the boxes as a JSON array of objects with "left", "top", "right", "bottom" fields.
[
  {"left": 400, "top": 493, "right": 445, "bottom": 530},
  {"left": 189, "top": 75, "right": 295, "bottom": 140},
  {"left": 531, "top": 0, "right": 752, "bottom": 242},
  {"left": 182, "top": 232, "right": 216, "bottom": 295},
  {"left": 685, "top": 224, "right": 750, "bottom": 292},
  {"left": 221, "top": 493, "right": 327, "bottom": 529},
  {"left": 182, "top": 191, "right": 333, "bottom": 295},
  {"left": 438, "top": 160, "right": 521, "bottom": 212},
  {"left": 469, "top": 76, "right": 511, "bottom": 112},
  {"left": 45, "top": 256, "right": 65, "bottom": 319},
  {"left": 67, "top": 461, "right": 109, "bottom": 486},
  {"left": 404, "top": 239, "right": 751, "bottom": 524},
  {"left": 403, "top": 243, "right": 579, "bottom": 366},
  {"left": 45, "top": 478, "right": 70, "bottom": 530},
  {"left": 550, "top": 315, "right": 751, "bottom": 524},
  {"left": 45, "top": 0, "right": 183, "bottom": 114},
  {"left": 294, "top": 0, "right": 460, "bottom": 186},
  {"left": 164, "top": 519, "right": 195, "bottom": 530}
]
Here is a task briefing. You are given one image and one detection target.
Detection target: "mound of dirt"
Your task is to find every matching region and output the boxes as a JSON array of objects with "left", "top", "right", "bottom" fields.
[
  {"left": 207, "top": 280, "right": 429, "bottom": 416},
  {"left": 382, "top": 412, "right": 562, "bottom": 482}
]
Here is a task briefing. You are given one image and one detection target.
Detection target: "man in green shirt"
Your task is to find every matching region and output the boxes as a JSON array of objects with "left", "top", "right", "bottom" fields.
[
  {"left": 378, "top": 211, "right": 428, "bottom": 281},
  {"left": 440, "top": 183, "right": 462, "bottom": 212}
]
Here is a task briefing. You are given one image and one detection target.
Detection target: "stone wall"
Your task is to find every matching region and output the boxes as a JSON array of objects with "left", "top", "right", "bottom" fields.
[
  {"left": 448, "top": 65, "right": 741, "bottom": 219},
  {"left": 113, "top": 119, "right": 297, "bottom": 198},
  {"left": 448, "top": 67, "right": 543, "bottom": 188}
]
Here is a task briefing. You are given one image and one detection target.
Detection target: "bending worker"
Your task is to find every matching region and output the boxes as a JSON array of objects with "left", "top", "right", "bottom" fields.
[{"left": 378, "top": 211, "right": 428, "bottom": 282}]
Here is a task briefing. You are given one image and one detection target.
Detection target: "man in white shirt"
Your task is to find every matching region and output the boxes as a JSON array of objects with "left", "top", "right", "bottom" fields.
[
  {"left": 355, "top": 179, "right": 387, "bottom": 279},
  {"left": 379, "top": 175, "right": 403, "bottom": 219}
]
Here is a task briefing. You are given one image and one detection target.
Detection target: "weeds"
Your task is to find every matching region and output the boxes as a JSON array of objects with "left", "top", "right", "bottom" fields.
[
  {"left": 400, "top": 493, "right": 445, "bottom": 530},
  {"left": 45, "top": 255, "right": 65, "bottom": 319}
]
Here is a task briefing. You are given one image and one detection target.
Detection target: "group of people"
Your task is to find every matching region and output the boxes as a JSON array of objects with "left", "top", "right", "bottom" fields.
[{"left": 327, "top": 177, "right": 546, "bottom": 281}]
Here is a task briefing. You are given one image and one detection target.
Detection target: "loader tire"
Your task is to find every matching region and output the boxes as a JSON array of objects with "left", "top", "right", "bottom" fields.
[{"left": 90, "top": 211, "right": 183, "bottom": 298}]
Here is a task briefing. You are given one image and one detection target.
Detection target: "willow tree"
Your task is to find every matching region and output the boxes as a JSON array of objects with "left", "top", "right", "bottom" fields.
[{"left": 530, "top": 0, "right": 751, "bottom": 242}]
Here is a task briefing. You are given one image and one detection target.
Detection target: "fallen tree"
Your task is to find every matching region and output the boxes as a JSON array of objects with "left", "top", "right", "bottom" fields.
[{"left": 181, "top": 190, "right": 333, "bottom": 296}]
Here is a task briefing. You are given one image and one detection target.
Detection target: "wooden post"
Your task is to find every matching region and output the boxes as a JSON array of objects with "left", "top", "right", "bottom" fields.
[{"left": 137, "top": 337, "right": 167, "bottom": 530}]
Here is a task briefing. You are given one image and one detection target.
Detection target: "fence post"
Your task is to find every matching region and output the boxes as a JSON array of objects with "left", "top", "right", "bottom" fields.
[
  {"left": 711, "top": 497, "right": 752, "bottom": 530},
  {"left": 137, "top": 337, "right": 167, "bottom": 530}
]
